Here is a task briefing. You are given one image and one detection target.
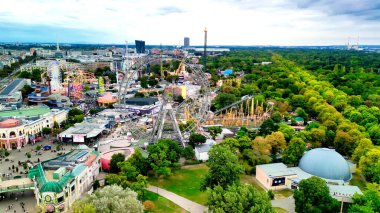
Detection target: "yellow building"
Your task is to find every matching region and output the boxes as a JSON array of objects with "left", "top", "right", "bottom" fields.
[{"left": 0, "top": 107, "right": 68, "bottom": 150}]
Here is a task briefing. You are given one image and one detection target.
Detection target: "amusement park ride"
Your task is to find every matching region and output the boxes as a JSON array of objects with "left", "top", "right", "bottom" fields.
[{"left": 118, "top": 29, "right": 273, "bottom": 147}]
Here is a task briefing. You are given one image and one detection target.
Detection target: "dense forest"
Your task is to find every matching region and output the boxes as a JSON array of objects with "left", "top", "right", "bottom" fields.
[{"left": 210, "top": 49, "right": 380, "bottom": 185}]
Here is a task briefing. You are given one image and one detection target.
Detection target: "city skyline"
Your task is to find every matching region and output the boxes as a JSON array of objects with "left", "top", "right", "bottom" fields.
[{"left": 0, "top": 0, "right": 379, "bottom": 45}]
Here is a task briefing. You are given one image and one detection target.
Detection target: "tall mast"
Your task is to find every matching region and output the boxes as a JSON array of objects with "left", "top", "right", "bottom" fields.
[{"left": 203, "top": 27, "right": 207, "bottom": 72}]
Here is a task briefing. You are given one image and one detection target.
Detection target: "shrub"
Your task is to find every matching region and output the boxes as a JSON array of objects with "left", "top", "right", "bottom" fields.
[
  {"left": 143, "top": 200, "right": 155, "bottom": 211},
  {"left": 22, "top": 162, "right": 28, "bottom": 169},
  {"left": 36, "top": 145, "right": 41, "bottom": 151},
  {"left": 27, "top": 152, "right": 31, "bottom": 158},
  {"left": 268, "top": 190, "right": 275, "bottom": 200}
]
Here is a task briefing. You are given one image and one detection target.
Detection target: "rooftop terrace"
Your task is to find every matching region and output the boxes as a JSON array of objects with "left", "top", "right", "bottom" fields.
[{"left": 0, "top": 107, "right": 51, "bottom": 118}]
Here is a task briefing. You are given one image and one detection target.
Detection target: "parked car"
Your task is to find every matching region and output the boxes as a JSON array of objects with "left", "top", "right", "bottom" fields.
[{"left": 43, "top": 145, "right": 52, "bottom": 150}]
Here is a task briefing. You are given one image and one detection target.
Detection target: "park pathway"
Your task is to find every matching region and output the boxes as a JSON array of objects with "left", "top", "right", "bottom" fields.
[
  {"left": 147, "top": 185, "right": 208, "bottom": 213},
  {"left": 271, "top": 195, "right": 295, "bottom": 213}
]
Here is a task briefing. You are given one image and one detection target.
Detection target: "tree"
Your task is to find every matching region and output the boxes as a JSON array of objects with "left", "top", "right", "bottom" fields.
[
  {"left": 207, "top": 184, "right": 274, "bottom": 213},
  {"left": 148, "top": 76, "right": 158, "bottom": 87},
  {"left": 19, "top": 84, "right": 34, "bottom": 99},
  {"left": 278, "top": 123, "right": 296, "bottom": 142},
  {"left": 294, "top": 176, "right": 340, "bottom": 213},
  {"left": 359, "top": 148, "right": 380, "bottom": 183},
  {"left": 72, "top": 185, "right": 143, "bottom": 213},
  {"left": 282, "top": 138, "right": 306, "bottom": 166},
  {"left": 147, "top": 139, "right": 182, "bottom": 177},
  {"left": 188, "top": 133, "right": 207, "bottom": 148},
  {"left": 42, "top": 127, "right": 52, "bottom": 135},
  {"left": 265, "top": 131, "right": 286, "bottom": 155},
  {"left": 349, "top": 184, "right": 380, "bottom": 213},
  {"left": 139, "top": 76, "right": 148, "bottom": 88},
  {"left": 334, "top": 130, "right": 355, "bottom": 157},
  {"left": 201, "top": 145, "right": 244, "bottom": 190},
  {"left": 182, "top": 146, "right": 195, "bottom": 159},
  {"left": 259, "top": 118, "right": 278, "bottom": 136},
  {"left": 352, "top": 138, "right": 374, "bottom": 163},
  {"left": 68, "top": 108, "right": 84, "bottom": 117},
  {"left": 207, "top": 126, "right": 222, "bottom": 140},
  {"left": 213, "top": 93, "right": 238, "bottom": 110},
  {"left": 124, "top": 149, "right": 150, "bottom": 176},
  {"left": 130, "top": 174, "right": 148, "bottom": 200},
  {"left": 53, "top": 121, "right": 60, "bottom": 129},
  {"left": 109, "top": 153, "right": 125, "bottom": 173}
]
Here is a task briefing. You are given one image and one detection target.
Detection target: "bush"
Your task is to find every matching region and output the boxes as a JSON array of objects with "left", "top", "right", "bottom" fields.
[
  {"left": 184, "top": 159, "right": 202, "bottom": 165},
  {"left": 56, "top": 144, "right": 62, "bottom": 151},
  {"left": 267, "top": 190, "right": 275, "bottom": 200},
  {"left": 143, "top": 200, "right": 155, "bottom": 211},
  {"left": 27, "top": 152, "right": 31, "bottom": 158},
  {"left": 36, "top": 145, "right": 41, "bottom": 151},
  {"left": 22, "top": 162, "right": 28, "bottom": 169},
  {"left": 4, "top": 150, "right": 9, "bottom": 157}
]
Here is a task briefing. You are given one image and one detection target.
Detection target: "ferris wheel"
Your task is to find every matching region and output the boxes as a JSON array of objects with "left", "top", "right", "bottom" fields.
[{"left": 149, "top": 57, "right": 211, "bottom": 146}]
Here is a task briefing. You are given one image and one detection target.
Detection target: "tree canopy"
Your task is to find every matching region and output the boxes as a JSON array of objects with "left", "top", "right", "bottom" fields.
[
  {"left": 201, "top": 145, "right": 244, "bottom": 190},
  {"left": 72, "top": 185, "right": 143, "bottom": 213},
  {"left": 207, "top": 184, "right": 274, "bottom": 213},
  {"left": 294, "top": 176, "right": 340, "bottom": 213}
]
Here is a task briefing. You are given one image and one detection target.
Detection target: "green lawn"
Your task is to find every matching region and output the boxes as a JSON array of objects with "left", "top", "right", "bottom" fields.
[
  {"left": 148, "top": 164, "right": 209, "bottom": 205},
  {"left": 350, "top": 172, "right": 367, "bottom": 191},
  {"left": 241, "top": 175, "right": 265, "bottom": 192},
  {"left": 274, "top": 207, "right": 288, "bottom": 213},
  {"left": 143, "top": 190, "right": 187, "bottom": 213},
  {"left": 274, "top": 189, "right": 293, "bottom": 199}
]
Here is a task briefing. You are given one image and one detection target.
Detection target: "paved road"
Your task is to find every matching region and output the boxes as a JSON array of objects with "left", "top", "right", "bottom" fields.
[
  {"left": 271, "top": 196, "right": 295, "bottom": 213},
  {"left": 147, "top": 185, "right": 208, "bottom": 213}
]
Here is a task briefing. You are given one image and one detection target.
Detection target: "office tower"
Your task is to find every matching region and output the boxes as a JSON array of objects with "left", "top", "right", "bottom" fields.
[
  {"left": 135, "top": 40, "right": 145, "bottom": 54},
  {"left": 184, "top": 37, "right": 190, "bottom": 48}
]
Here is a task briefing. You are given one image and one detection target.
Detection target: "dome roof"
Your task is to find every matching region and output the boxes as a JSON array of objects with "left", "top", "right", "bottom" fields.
[
  {"left": 40, "top": 181, "right": 63, "bottom": 193},
  {"left": 299, "top": 148, "right": 351, "bottom": 181}
]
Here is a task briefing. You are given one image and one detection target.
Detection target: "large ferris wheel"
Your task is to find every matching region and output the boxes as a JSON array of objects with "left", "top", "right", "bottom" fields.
[{"left": 115, "top": 56, "right": 211, "bottom": 146}]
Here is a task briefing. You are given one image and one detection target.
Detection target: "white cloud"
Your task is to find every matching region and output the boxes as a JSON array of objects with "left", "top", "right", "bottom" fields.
[{"left": 0, "top": 0, "right": 379, "bottom": 45}]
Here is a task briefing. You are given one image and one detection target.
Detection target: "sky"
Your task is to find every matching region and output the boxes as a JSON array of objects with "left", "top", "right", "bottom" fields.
[{"left": 0, "top": 0, "right": 379, "bottom": 45}]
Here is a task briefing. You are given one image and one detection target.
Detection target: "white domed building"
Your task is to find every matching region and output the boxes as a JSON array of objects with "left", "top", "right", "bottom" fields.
[{"left": 256, "top": 148, "right": 362, "bottom": 203}]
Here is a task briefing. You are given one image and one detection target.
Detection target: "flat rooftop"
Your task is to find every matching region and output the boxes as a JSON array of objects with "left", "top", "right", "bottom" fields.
[{"left": 0, "top": 107, "right": 51, "bottom": 118}]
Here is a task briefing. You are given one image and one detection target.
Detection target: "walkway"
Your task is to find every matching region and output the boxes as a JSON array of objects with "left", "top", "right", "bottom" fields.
[
  {"left": 147, "top": 185, "right": 208, "bottom": 213},
  {"left": 271, "top": 196, "right": 295, "bottom": 213}
]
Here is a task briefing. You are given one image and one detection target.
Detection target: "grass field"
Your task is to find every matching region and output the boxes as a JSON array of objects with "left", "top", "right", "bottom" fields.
[
  {"left": 274, "top": 207, "right": 288, "bottom": 213},
  {"left": 274, "top": 189, "right": 293, "bottom": 199},
  {"left": 143, "top": 190, "right": 187, "bottom": 213},
  {"left": 241, "top": 175, "right": 265, "bottom": 192},
  {"left": 148, "top": 164, "right": 209, "bottom": 205},
  {"left": 350, "top": 172, "right": 367, "bottom": 191}
]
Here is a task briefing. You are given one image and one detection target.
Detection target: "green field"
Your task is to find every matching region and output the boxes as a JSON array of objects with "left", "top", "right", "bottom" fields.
[
  {"left": 0, "top": 106, "right": 51, "bottom": 117},
  {"left": 143, "top": 190, "right": 187, "bottom": 213},
  {"left": 241, "top": 175, "right": 265, "bottom": 192},
  {"left": 148, "top": 164, "right": 209, "bottom": 205},
  {"left": 274, "top": 189, "right": 293, "bottom": 199}
]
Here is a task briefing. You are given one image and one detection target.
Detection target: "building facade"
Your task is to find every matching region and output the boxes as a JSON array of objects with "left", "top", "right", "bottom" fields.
[
  {"left": 0, "top": 107, "right": 68, "bottom": 149},
  {"left": 184, "top": 37, "right": 190, "bottom": 49},
  {"left": 28, "top": 147, "right": 101, "bottom": 212},
  {"left": 135, "top": 40, "right": 145, "bottom": 54}
]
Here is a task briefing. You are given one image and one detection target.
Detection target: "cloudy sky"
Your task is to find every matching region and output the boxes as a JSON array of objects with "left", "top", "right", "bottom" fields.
[{"left": 0, "top": 0, "right": 379, "bottom": 45}]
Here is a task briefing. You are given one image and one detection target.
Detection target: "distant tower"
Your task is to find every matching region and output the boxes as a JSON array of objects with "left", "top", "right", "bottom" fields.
[
  {"left": 135, "top": 40, "right": 145, "bottom": 54},
  {"left": 203, "top": 28, "right": 207, "bottom": 72},
  {"left": 56, "top": 41, "right": 60, "bottom": 52},
  {"left": 184, "top": 37, "right": 190, "bottom": 49},
  {"left": 160, "top": 43, "right": 164, "bottom": 78}
]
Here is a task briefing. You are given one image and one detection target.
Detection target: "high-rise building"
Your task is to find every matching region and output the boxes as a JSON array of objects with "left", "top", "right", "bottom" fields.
[
  {"left": 184, "top": 37, "right": 190, "bottom": 48},
  {"left": 135, "top": 40, "right": 145, "bottom": 54}
]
